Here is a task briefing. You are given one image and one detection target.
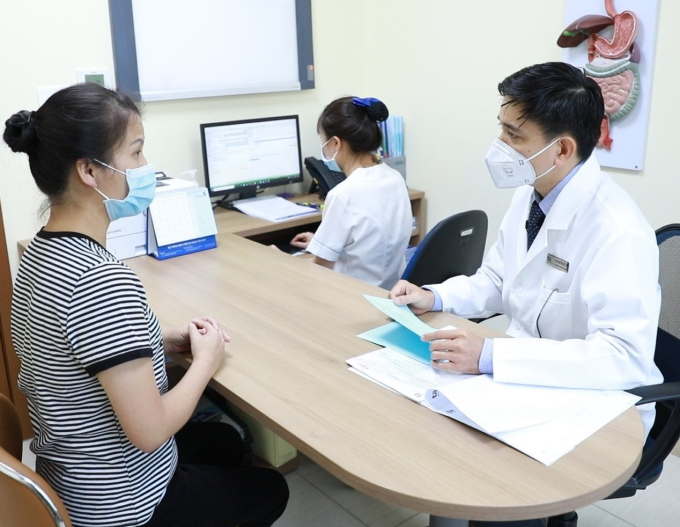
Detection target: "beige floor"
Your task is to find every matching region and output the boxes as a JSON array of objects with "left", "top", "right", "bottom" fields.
[{"left": 22, "top": 441, "right": 680, "bottom": 527}]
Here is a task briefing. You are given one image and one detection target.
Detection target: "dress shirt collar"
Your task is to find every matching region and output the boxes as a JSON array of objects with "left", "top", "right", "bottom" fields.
[{"left": 534, "top": 160, "right": 585, "bottom": 215}]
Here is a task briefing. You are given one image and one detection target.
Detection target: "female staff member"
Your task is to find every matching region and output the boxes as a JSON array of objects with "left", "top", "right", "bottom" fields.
[
  {"left": 4, "top": 83, "right": 288, "bottom": 527},
  {"left": 291, "top": 97, "right": 412, "bottom": 289}
]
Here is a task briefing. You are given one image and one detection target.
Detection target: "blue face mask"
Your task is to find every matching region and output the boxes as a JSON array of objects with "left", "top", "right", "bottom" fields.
[
  {"left": 94, "top": 160, "right": 156, "bottom": 221},
  {"left": 320, "top": 138, "right": 342, "bottom": 172}
]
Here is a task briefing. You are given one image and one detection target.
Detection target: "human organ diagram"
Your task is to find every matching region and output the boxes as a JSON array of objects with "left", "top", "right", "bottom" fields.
[{"left": 558, "top": 0, "right": 639, "bottom": 150}]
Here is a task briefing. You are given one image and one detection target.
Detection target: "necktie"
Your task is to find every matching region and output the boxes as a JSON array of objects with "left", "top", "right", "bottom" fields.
[{"left": 526, "top": 200, "right": 546, "bottom": 250}]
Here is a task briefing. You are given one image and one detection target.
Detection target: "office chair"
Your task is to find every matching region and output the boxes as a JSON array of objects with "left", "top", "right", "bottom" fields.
[
  {"left": 402, "top": 210, "right": 488, "bottom": 287},
  {"left": 0, "top": 393, "right": 72, "bottom": 527},
  {"left": 547, "top": 223, "right": 680, "bottom": 527}
]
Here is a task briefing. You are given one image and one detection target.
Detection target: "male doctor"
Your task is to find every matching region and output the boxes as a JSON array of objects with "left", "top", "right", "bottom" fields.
[{"left": 390, "top": 61, "right": 662, "bottom": 526}]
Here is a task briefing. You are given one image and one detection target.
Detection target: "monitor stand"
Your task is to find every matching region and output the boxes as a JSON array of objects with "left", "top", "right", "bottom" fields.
[
  {"left": 216, "top": 189, "right": 260, "bottom": 210},
  {"left": 238, "top": 189, "right": 258, "bottom": 200}
]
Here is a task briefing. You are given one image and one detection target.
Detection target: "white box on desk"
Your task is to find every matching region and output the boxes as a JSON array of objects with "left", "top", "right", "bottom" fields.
[
  {"left": 106, "top": 213, "right": 148, "bottom": 260},
  {"left": 105, "top": 177, "right": 198, "bottom": 260}
]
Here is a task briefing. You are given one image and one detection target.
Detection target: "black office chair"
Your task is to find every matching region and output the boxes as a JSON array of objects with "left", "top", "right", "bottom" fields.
[
  {"left": 547, "top": 223, "right": 680, "bottom": 527},
  {"left": 401, "top": 210, "right": 488, "bottom": 287}
]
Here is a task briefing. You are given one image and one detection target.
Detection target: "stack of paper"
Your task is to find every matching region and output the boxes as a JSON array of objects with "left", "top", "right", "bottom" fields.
[
  {"left": 424, "top": 375, "right": 640, "bottom": 465},
  {"left": 348, "top": 295, "right": 641, "bottom": 466},
  {"left": 232, "top": 195, "right": 317, "bottom": 222},
  {"left": 347, "top": 347, "right": 472, "bottom": 403}
]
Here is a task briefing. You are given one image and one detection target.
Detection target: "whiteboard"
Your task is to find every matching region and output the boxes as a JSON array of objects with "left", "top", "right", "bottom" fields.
[
  {"left": 110, "top": 0, "right": 315, "bottom": 102},
  {"left": 561, "top": 0, "right": 660, "bottom": 171}
]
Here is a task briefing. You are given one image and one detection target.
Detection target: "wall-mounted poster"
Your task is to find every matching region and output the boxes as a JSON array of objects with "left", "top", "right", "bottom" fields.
[{"left": 560, "top": 0, "right": 660, "bottom": 171}]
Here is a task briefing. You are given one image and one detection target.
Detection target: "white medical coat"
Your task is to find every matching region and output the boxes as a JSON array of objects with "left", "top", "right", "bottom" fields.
[
  {"left": 429, "top": 155, "right": 662, "bottom": 435},
  {"left": 308, "top": 163, "right": 412, "bottom": 289}
]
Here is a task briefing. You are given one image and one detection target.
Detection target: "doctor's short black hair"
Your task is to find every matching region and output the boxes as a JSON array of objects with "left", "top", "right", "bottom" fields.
[{"left": 498, "top": 62, "right": 604, "bottom": 161}]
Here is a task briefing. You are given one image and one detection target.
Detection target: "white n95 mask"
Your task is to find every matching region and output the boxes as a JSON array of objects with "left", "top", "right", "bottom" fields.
[{"left": 484, "top": 137, "right": 561, "bottom": 188}]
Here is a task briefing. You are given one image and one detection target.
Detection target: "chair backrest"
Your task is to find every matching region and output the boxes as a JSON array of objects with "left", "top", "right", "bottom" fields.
[
  {"left": 624, "top": 224, "right": 680, "bottom": 488},
  {"left": 0, "top": 394, "right": 72, "bottom": 527},
  {"left": 654, "top": 224, "right": 680, "bottom": 384},
  {"left": 402, "top": 210, "right": 488, "bottom": 287}
]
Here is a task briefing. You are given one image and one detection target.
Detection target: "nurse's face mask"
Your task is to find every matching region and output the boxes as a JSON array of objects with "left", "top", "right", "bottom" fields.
[
  {"left": 320, "top": 138, "right": 342, "bottom": 172},
  {"left": 93, "top": 160, "right": 157, "bottom": 221},
  {"left": 484, "top": 137, "right": 561, "bottom": 189}
]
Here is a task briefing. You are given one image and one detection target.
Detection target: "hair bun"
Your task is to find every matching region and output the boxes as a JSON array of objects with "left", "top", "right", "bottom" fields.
[
  {"left": 3, "top": 110, "right": 36, "bottom": 153},
  {"left": 352, "top": 97, "right": 389, "bottom": 122}
]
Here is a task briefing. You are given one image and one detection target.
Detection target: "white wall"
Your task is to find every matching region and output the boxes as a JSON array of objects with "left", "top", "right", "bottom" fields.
[
  {"left": 0, "top": 0, "right": 369, "bottom": 277},
  {"left": 363, "top": 0, "right": 680, "bottom": 252},
  {"left": 2, "top": 0, "right": 680, "bottom": 279}
]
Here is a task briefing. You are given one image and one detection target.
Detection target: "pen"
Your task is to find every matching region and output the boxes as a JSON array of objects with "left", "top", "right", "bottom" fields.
[{"left": 295, "top": 202, "right": 324, "bottom": 210}]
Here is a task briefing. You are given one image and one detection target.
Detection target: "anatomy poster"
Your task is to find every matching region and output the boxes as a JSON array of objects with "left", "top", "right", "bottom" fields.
[{"left": 560, "top": 0, "right": 660, "bottom": 171}]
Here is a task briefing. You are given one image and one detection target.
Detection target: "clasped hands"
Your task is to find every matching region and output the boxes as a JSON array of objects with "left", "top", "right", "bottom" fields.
[
  {"left": 163, "top": 316, "right": 230, "bottom": 355},
  {"left": 389, "top": 280, "right": 484, "bottom": 374}
]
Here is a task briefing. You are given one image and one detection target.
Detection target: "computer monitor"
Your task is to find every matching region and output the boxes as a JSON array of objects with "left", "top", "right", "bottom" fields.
[{"left": 200, "top": 115, "right": 303, "bottom": 201}]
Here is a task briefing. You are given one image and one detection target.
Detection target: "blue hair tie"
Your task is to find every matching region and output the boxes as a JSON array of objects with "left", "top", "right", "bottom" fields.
[{"left": 352, "top": 97, "right": 380, "bottom": 107}]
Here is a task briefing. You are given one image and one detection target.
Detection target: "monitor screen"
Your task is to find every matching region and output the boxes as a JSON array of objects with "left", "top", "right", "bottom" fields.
[{"left": 200, "top": 115, "right": 303, "bottom": 199}]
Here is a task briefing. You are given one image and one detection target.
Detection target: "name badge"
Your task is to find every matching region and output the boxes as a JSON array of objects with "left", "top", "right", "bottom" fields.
[{"left": 547, "top": 254, "right": 569, "bottom": 273}]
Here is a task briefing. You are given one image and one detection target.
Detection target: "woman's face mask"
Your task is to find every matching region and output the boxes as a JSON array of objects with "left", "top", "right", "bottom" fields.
[
  {"left": 94, "top": 160, "right": 157, "bottom": 221},
  {"left": 320, "top": 138, "right": 342, "bottom": 172}
]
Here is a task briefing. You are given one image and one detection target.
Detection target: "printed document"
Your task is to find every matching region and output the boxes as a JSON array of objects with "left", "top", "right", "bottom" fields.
[
  {"left": 423, "top": 376, "right": 640, "bottom": 465},
  {"left": 232, "top": 195, "right": 317, "bottom": 222},
  {"left": 352, "top": 294, "right": 642, "bottom": 466}
]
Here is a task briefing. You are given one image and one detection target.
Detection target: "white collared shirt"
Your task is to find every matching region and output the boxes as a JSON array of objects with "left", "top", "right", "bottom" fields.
[{"left": 307, "top": 163, "right": 412, "bottom": 289}]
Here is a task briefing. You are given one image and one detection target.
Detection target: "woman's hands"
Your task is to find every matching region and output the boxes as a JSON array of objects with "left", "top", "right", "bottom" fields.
[
  {"left": 163, "top": 317, "right": 230, "bottom": 354},
  {"left": 99, "top": 317, "right": 230, "bottom": 453},
  {"left": 187, "top": 319, "right": 229, "bottom": 376}
]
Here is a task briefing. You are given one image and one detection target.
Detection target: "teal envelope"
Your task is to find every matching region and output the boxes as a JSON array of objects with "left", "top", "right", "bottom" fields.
[{"left": 357, "top": 321, "right": 432, "bottom": 364}]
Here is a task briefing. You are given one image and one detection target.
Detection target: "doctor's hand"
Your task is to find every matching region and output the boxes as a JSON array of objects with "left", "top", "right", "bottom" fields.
[
  {"left": 291, "top": 232, "right": 313, "bottom": 249},
  {"left": 422, "top": 329, "right": 483, "bottom": 374},
  {"left": 163, "top": 317, "right": 230, "bottom": 354},
  {"left": 388, "top": 280, "right": 435, "bottom": 315}
]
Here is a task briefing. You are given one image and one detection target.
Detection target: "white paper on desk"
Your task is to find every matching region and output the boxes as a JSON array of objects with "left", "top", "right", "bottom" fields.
[
  {"left": 231, "top": 195, "right": 317, "bottom": 222},
  {"left": 436, "top": 375, "right": 610, "bottom": 433},
  {"left": 347, "top": 347, "right": 472, "bottom": 403},
  {"left": 363, "top": 295, "right": 439, "bottom": 337},
  {"left": 424, "top": 378, "right": 641, "bottom": 465},
  {"left": 348, "top": 367, "right": 402, "bottom": 396},
  {"left": 431, "top": 375, "right": 640, "bottom": 434},
  {"left": 494, "top": 394, "right": 640, "bottom": 465}
]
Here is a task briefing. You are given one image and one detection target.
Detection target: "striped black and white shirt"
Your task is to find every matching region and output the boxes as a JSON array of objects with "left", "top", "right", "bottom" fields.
[{"left": 11, "top": 230, "right": 177, "bottom": 527}]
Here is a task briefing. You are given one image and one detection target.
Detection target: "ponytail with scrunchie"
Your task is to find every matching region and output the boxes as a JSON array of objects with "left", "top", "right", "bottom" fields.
[{"left": 352, "top": 97, "right": 389, "bottom": 123}]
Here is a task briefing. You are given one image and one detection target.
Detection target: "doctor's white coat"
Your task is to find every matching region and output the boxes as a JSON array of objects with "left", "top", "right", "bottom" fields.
[{"left": 429, "top": 155, "right": 663, "bottom": 435}]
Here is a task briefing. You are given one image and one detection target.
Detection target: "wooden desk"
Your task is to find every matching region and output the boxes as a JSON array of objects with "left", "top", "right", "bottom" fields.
[
  {"left": 125, "top": 232, "right": 643, "bottom": 522},
  {"left": 216, "top": 189, "right": 426, "bottom": 246}
]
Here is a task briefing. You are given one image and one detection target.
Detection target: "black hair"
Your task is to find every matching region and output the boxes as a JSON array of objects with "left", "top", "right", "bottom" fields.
[
  {"left": 3, "top": 83, "right": 141, "bottom": 199},
  {"left": 317, "top": 96, "right": 389, "bottom": 154},
  {"left": 498, "top": 62, "right": 604, "bottom": 160}
]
